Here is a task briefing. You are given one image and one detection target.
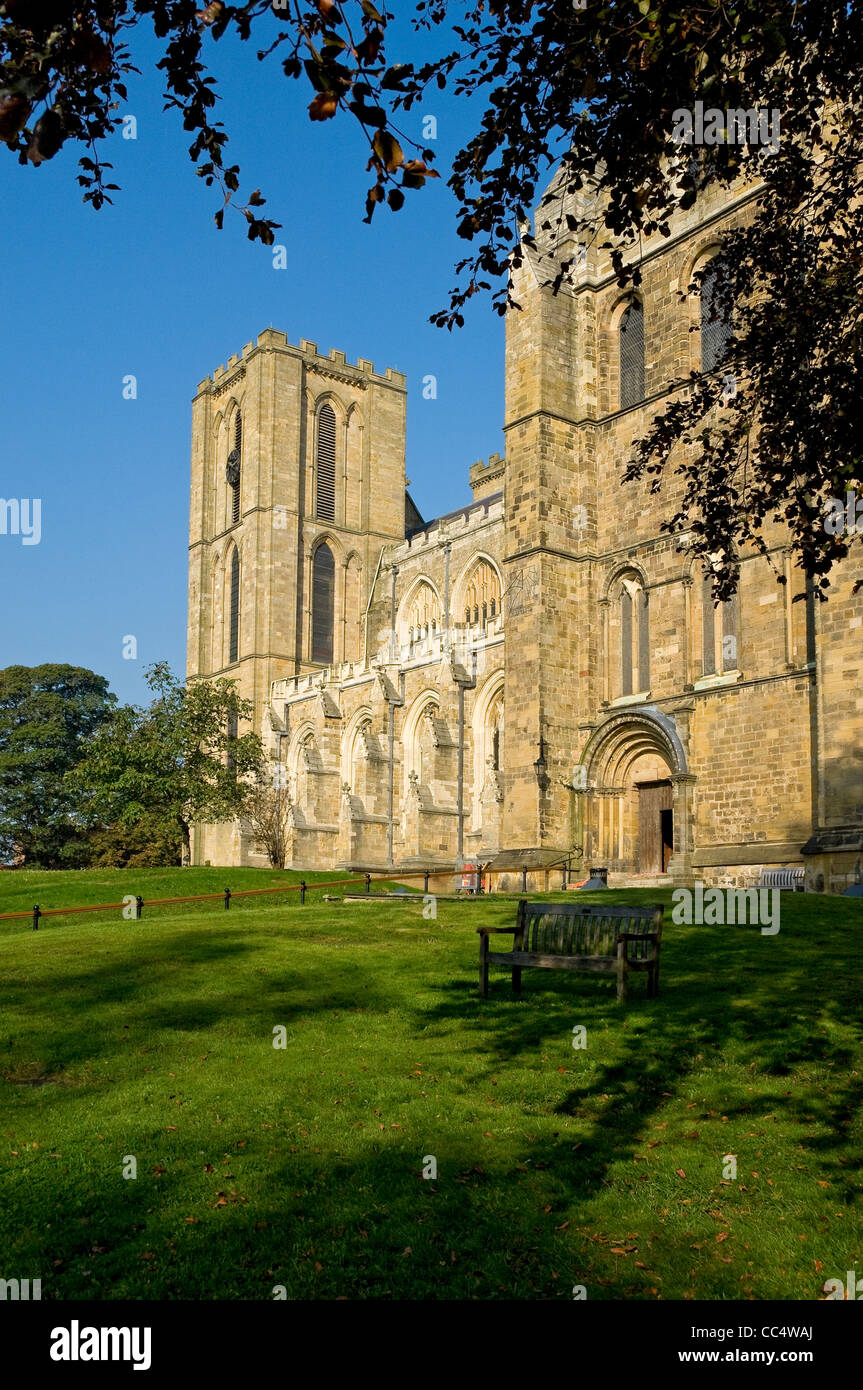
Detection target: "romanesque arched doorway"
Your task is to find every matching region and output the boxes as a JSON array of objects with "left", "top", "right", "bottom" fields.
[{"left": 577, "top": 707, "right": 693, "bottom": 880}]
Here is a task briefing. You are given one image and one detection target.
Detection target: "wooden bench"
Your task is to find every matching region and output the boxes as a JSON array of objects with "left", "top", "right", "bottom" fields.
[{"left": 477, "top": 900, "right": 663, "bottom": 1002}]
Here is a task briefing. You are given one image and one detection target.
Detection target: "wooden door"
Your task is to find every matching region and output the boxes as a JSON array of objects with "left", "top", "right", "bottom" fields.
[{"left": 637, "top": 780, "right": 673, "bottom": 873}]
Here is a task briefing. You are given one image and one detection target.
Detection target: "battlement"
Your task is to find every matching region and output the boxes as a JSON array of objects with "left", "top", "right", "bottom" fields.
[
  {"left": 196, "top": 327, "right": 407, "bottom": 395},
  {"left": 392, "top": 489, "right": 504, "bottom": 558},
  {"left": 469, "top": 451, "right": 505, "bottom": 500}
]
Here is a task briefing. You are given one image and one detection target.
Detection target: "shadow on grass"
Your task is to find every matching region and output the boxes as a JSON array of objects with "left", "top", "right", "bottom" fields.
[
  {"left": 412, "top": 906, "right": 863, "bottom": 1206},
  {"left": 1, "top": 895, "right": 860, "bottom": 1300}
]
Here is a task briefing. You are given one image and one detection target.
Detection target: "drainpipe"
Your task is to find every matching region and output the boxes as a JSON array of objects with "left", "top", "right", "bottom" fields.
[{"left": 386, "top": 670, "right": 406, "bottom": 868}]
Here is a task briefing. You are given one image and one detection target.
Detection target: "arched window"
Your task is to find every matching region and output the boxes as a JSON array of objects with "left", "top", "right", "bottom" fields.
[
  {"left": 619, "top": 300, "right": 645, "bottom": 409},
  {"left": 462, "top": 560, "right": 502, "bottom": 629},
  {"left": 407, "top": 581, "right": 441, "bottom": 647},
  {"left": 618, "top": 576, "right": 649, "bottom": 695},
  {"left": 228, "top": 549, "right": 240, "bottom": 663},
  {"left": 702, "top": 573, "right": 739, "bottom": 675},
  {"left": 227, "top": 409, "right": 242, "bottom": 525},
  {"left": 316, "top": 404, "right": 336, "bottom": 522},
  {"left": 311, "top": 543, "right": 335, "bottom": 664},
  {"left": 700, "top": 258, "right": 733, "bottom": 373}
]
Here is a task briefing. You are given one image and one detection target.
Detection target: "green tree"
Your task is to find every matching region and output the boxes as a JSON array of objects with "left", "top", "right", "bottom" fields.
[
  {"left": 0, "top": 663, "right": 115, "bottom": 867},
  {"left": 84, "top": 813, "right": 183, "bottom": 868},
  {"left": 71, "top": 661, "right": 262, "bottom": 864},
  {"left": 2, "top": 2, "right": 861, "bottom": 592}
]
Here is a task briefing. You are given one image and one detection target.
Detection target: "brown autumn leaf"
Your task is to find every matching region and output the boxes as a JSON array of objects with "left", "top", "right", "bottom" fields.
[
  {"left": 309, "top": 92, "right": 339, "bottom": 122},
  {"left": 372, "top": 129, "right": 404, "bottom": 172},
  {"left": 402, "top": 159, "right": 439, "bottom": 178},
  {"left": 716, "top": 1232, "right": 730, "bottom": 1243},
  {"left": 676, "top": 1168, "right": 686, "bottom": 1178}
]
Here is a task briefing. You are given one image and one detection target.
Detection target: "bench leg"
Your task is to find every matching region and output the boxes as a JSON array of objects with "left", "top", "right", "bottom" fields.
[
  {"left": 512, "top": 966, "right": 522, "bottom": 997},
  {"left": 616, "top": 949, "right": 627, "bottom": 1002},
  {"left": 479, "top": 935, "right": 489, "bottom": 998}
]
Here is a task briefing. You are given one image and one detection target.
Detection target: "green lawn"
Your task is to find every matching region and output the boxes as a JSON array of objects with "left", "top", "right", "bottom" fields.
[{"left": 0, "top": 872, "right": 860, "bottom": 1300}]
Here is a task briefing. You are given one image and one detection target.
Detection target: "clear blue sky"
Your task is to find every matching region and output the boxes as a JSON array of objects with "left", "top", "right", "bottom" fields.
[{"left": 0, "top": 14, "right": 512, "bottom": 705}]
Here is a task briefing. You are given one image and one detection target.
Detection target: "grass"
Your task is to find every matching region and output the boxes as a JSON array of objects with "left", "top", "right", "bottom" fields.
[
  {"left": 0, "top": 866, "right": 384, "bottom": 926},
  {"left": 0, "top": 870, "right": 860, "bottom": 1300}
]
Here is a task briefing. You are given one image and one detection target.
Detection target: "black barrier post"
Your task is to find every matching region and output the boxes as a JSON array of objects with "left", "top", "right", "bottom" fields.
[
  {"left": 365, "top": 873, "right": 371, "bottom": 895},
  {"left": 32, "top": 904, "right": 40, "bottom": 931},
  {"left": 561, "top": 864, "right": 567, "bottom": 889},
  {"left": 424, "top": 870, "right": 429, "bottom": 894},
  {"left": 136, "top": 895, "right": 143, "bottom": 920},
  {"left": 224, "top": 888, "right": 231, "bottom": 910},
  {"left": 300, "top": 880, "right": 307, "bottom": 904},
  {"left": 521, "top": 866, "right": 528, "bottom": 894}
]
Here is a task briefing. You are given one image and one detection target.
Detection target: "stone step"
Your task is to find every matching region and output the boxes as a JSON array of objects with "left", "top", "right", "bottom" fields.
[{"left": 606, "top": 872, "right": 672, "bottom": 890}]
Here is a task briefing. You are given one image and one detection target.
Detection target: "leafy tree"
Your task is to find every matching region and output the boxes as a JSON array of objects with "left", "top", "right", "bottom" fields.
[
  {"left": 3, "top": 2, "right": 862, "bottom": 591},
  {"left": 84, "top": 813, "right": 183, "bottom": 867},
  {"left": 0, "top": 663, "right": 115, "bottom": 867},
  {"left": 71, "top": 661, "right": 262, "bottom": 864}
]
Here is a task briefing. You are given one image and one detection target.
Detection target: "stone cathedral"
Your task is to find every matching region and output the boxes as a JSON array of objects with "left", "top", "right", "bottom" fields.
[{"left": 186, "top": 162, "right": 863, "bottom": 893}]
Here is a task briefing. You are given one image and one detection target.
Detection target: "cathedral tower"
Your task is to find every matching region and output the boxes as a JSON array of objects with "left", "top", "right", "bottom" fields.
[{"left": 186, "top": 329, "right": 408, "bottom": 860}]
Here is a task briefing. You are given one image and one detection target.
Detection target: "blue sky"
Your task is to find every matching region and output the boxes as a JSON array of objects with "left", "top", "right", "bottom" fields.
[{"left": 0, "top": 13, "right": 513, "bottom": 705}]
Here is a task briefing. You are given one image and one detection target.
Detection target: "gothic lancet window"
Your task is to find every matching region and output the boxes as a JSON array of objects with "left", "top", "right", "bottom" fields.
[
  {"left": 228, "top": 549, "right": 240, "bottom": 663},
  {"left": 702, "top": 573, "right": 739, "bottom": 675},
  {"left": 316, "top": 404, "right": 336, "bottom": 522},
  {"left": 619, "top": 300, "right": 645, "bottom": 409},
  {"left": 700, "top": 259, "right": 733, "bottom": 373},
  {"left": 462, "top": 560, "right": 502, "bottom": 630},
  {"left": 619, "top": 576, "right": 649, "bottom": 695},
  {"left": 227, "top": 409, "right": 242, "bottom": 525},
  {"left": 407, "top": 581, "right": 441, "bottom": 648},
  {"left": 312, "top": 543, "right": 335, "bottom": 664}
]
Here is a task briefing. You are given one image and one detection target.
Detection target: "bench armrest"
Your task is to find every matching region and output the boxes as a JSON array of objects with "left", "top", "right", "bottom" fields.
[{"left": 476, "top": 926, "right": 521, "bottom": 935}]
